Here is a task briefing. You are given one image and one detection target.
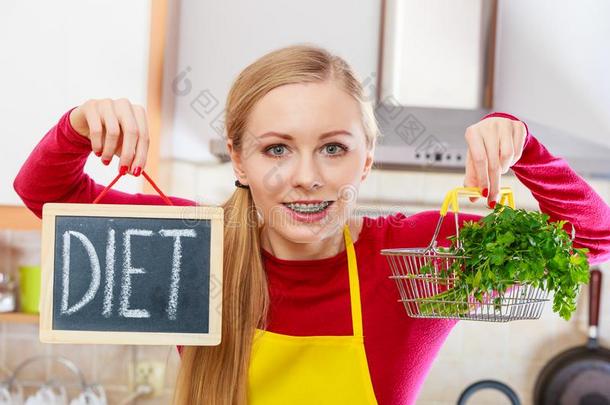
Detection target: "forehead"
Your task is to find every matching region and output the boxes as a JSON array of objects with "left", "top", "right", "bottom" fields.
[{"left": 246, "top": 81, "right": 362, "bottom": 136}]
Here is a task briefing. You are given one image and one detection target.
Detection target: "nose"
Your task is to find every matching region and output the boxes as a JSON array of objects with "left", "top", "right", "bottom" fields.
[{"left": 291, "top": 154, "right": 323, "bottom": 190}]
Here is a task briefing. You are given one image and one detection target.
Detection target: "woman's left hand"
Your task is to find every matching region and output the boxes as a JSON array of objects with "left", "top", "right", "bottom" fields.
[{"left": 463, "top": 117, "right": 528, "bottom": 207}]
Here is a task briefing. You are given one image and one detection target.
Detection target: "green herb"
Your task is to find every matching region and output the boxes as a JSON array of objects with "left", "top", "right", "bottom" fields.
[{"left": 418, "top": 204, "right": 590, "bottom": 320}]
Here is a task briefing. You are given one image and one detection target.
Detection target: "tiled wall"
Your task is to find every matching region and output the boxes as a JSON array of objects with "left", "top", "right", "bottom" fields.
[
  {"left": 418, "top": 266, "right": 610, "bottom": 405},
  {"left": 1, "top": 322, "right": 180, "bottom": 404},
  {"left": 0, "top": 230, "right": 180, "bottom": 404}
]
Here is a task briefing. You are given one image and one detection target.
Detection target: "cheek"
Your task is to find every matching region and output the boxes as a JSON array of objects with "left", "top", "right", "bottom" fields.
[
  {"left": 243, "top": 155, "right": 286, "bottom": 191},
  {"left": 257, "top": 166, "right": 291, "bottom": 196},
  {"left": 324, "top": 155, "right": 364, "bottom": 184}
]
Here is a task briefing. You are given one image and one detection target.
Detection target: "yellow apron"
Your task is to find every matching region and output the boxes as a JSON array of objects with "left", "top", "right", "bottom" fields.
[{"left": 248, "top": 224, "right": 378, "bottom": 404}]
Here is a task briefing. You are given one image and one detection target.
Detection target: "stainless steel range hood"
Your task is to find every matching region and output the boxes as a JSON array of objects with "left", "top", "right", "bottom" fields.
[
  {"left": 372, "top": 0, "right": 610, "bottom": 179},
  {"left": 373, "top": 104, "right": 610, "bottom": 179}
]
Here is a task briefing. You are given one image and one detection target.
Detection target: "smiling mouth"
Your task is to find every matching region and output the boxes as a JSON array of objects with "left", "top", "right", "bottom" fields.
[{"left": 281, "top": 200, "right": 334, "bottom": 214}]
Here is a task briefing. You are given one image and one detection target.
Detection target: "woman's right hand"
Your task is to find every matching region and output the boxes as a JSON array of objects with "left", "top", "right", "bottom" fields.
[{"left": 69, "top": 98, "right": 149, "bottom": 176}]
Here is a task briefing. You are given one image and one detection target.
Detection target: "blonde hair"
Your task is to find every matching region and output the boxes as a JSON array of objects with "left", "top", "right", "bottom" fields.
[{"left": 172, "top": 44, "right": 380, "bottom": 405}]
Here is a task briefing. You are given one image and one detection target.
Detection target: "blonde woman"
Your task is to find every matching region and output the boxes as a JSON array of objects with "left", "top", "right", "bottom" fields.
[{"left": 14, "top": 44, "right": 610, "bottom": 404}]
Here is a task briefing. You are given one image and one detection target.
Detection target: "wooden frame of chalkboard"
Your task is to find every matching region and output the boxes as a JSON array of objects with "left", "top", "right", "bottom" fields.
[{"left": 40, "top": 203, "right": 223, "bottom": 346}]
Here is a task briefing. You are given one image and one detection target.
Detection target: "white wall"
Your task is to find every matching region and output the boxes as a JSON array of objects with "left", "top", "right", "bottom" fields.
[
  {"left": 162, "top": 0, "right": 381, "bottom": 163},
  {"left": 1, "top": 0, "right": 150, "bottom": 205},
  {"left": 494, "top": 0, "right": 610, "bottom": 148}
]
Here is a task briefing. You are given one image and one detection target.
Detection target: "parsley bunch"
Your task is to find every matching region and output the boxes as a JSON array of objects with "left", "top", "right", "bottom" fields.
[{"left": 419, "top": 204, "right": 590, "bottom": 320}]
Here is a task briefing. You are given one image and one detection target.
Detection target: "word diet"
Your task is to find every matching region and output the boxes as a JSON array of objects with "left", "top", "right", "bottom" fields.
[{"left": 59, "top": 227, "right": 197, "bottom": 321}]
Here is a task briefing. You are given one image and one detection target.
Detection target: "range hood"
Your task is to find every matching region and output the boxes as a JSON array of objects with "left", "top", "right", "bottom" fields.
[
  {"left": 372, "top": 0, "right": 610, "bottom": 178},
  {"left": 373, "top": 104, "right": 610, "bottom": 179}
]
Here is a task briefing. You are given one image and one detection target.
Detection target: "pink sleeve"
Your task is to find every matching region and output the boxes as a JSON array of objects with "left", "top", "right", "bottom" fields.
[
  {"left": 13, "top": 107, "right": 197, "bottom": 219},
  {"left": 482, "top": 112, "right": 610, "bottom": 265}
]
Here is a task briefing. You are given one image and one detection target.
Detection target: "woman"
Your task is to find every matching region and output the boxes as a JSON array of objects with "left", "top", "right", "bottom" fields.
[{"left": 13, "top": 44, "right": 610, "bottom": 404}]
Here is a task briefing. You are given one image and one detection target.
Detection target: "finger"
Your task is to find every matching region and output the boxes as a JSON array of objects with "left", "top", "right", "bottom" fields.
[
  {"left": 511, "top": 121, "right": 527, "bottom": 166},
  {"left": 114, "top": 99, "right": 138, "bottom": 174},
  {"left": 481, "top": 131, "right": 501, "bottom": 207},
  {"left": 465, "top": 126, "right": 489, "bottom": 199},
  {"left": 463, "top": 149, "right": 480, "bottom": 202},
  {"left": 130, "top": 105, "right": 149, "bottom": 176},
  {"left": 83, "top": 102, "right": 104, "bottom": 157},
  {"left": 499, "top": 123, "right": 514, "bottom": 174},
  {"left": 99, "top": 100, "right": 120, "bottom": 165}
]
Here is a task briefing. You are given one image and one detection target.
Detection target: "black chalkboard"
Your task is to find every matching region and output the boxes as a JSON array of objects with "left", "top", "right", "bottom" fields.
[{"left": 40, "top": 203, "right": 223, "bottom": 346}]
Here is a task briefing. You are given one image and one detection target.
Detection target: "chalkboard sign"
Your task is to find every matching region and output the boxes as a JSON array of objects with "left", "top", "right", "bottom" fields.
[{"left": 40, "top": 203, "right": 223, "bottom": 346}]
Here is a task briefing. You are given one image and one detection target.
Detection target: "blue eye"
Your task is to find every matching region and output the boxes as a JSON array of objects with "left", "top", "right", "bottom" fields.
[
  {"left": 323, "top": 143, "right": 348, "bottom": 156},
  {"left": 265, "top": 144, "right": 286, "bottom": 157}
]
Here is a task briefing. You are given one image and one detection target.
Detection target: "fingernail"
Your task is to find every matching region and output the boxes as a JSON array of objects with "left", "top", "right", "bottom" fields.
[
  {"left": 102, "top": 158, "right": 111, "bottom": 166},
  {"left": 119, "top": 165, "right": 128, "bottom": 175},
  {"left": 132, "top": 166, "right": 142, "bottom": 177},
  {"left": 488, "top": 200, "right": 496, "bottom": 209},
  {"left": 94, "top": 151, "right": 102, "bottom": 157},
  {"left": 482, "top": 188, "right": 489, "bottom": 198}
]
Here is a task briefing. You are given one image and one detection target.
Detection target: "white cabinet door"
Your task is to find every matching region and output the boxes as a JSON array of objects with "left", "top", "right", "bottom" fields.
[{"left": 1, "top": 0, "right": 151, "bottom": 205}]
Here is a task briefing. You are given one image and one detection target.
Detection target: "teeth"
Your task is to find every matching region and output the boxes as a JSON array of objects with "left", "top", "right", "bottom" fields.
[{"left": 285, "top": 201, "right": 331, "bottom": 213}]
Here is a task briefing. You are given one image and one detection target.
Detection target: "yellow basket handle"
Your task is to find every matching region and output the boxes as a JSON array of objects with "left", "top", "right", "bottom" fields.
[{"left": 439, "top": 187, "right": 515, "bottom": 217}]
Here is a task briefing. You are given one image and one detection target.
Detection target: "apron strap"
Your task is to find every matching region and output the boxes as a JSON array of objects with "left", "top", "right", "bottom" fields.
[
  {"left": 344, "top": 224, "right": 364, "bottom": 338},
  {"left": 92, "top": 170, "right": 174, "bottom": 206}
]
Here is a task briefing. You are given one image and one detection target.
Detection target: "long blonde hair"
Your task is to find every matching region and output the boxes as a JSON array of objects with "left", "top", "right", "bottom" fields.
[{"left": 172, "top": 44, "right": 380, "bottom": 405}]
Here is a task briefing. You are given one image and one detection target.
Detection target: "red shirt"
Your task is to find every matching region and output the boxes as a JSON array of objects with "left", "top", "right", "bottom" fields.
[{"left": 14, "top": 108, "right": 610, "bottom": 404}]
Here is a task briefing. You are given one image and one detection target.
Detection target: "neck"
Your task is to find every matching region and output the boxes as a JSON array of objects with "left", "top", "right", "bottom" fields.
[{"left": 260, "top": 224, "right": 348, "bottom": 261}]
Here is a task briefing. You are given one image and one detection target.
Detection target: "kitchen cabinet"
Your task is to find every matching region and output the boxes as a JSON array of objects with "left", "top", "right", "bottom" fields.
[{"left": 0, "top": 312, "right": 38, "bottom": 324}]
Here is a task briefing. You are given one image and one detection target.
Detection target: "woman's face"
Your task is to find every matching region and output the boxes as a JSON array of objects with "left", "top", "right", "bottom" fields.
[{"left": 228, "top": 80, "right": 374, "bottom": 243}]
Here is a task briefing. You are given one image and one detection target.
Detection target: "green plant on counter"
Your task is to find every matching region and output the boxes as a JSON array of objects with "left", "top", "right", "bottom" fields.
[{"left": 418, "top": 204, "right": 590, "bottom": 320}]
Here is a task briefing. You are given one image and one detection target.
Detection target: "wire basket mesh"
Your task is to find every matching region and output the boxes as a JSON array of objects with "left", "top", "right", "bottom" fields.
[{"left": 381, "top": 187, "right": 551, "bottom": 322}]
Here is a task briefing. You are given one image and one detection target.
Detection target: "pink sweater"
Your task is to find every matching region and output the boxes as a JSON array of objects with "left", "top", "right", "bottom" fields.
[{"left": 13, "top": 108, "right": 610, "bottom": 404}]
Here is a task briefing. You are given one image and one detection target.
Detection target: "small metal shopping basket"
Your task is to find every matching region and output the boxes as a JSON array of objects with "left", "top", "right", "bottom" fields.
[{"left": 381, "top": 186, "right": 550, "bottom": 322}]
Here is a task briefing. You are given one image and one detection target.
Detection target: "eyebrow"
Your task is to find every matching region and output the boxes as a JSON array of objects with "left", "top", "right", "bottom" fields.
[{"left": 258, "top": 130, "right": 353, "bottom": 140}]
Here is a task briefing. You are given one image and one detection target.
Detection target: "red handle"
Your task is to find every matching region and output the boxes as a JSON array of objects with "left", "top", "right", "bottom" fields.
[{"left": 92, "top": 170, "right": 173, "bottom": 206}]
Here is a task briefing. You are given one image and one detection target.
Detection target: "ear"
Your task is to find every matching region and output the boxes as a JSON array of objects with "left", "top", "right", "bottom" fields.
[
  {"left": 227, "top": 139, "right": 248, "bottom": 185},
  {"left": 360, "top": 146, "right": 375, "bottom": 182}
]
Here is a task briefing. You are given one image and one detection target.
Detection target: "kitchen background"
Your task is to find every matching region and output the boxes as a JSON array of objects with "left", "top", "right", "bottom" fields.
[{"left": 1, "top": 0, "right": 610, "bottom": 404}]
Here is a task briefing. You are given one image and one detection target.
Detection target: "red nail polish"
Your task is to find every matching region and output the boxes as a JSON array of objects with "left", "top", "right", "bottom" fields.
[
  {"left": 488, "top": 200, "right": 496, "bottom": 209},
  {"left": 102, "top": 158, "right": 110, "bottom": 166},
  {"left": 94, "top": 151, "right": 102, "bottom": 157},
  {"left": 482, "top": 188, "right": 489, "bottom": 198},
  {"left": 133, "top": 166, "right": 141, "bottom": 177},
  {"left": 119, "top": 165, "right": 128, "bottom": 175}
]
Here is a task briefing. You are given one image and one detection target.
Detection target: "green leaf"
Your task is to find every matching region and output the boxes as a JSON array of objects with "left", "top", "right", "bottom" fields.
[
  {"left": 473, "top": 269, "right": 482, "bottom": 288},
  {"left": 497, "top": 231, "right": 515, "bottom": 246}
]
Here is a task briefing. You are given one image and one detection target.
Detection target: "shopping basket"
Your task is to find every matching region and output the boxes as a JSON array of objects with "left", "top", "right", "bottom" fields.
[{"left": 380, "top": 186, "right": 550, "bottom": 322}]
